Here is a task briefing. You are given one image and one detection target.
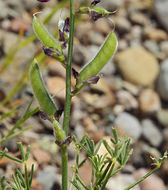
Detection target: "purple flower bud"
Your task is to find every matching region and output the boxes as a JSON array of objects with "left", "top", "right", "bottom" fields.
[
  {"left": 63, "top": 17, "right": 70, "bottom": 33},
  {"left": 37, "top": 0, "right": 50, "bottom": 2},
  {"left": 91, "top": 0, "right": 101, "bottom": 6}
]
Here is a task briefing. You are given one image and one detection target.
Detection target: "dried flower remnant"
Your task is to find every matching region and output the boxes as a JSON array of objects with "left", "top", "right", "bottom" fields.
[
  {"left": 91, "top": 0, "right": 101, "bottom": 6},
  {"left": 63, "top": 17, "right": 70, "bottom": 33},
  {"left": 72, "top": 68, "right": 79, "bottom": 80},
  {"left": 58, "top": 17, "right": 70, "bottom": 48},
  {"left": 56, "top": 136, "right": 72, "bottom": 146},
  {"left": 83, "top": 75, "right": 100, "bottom": 84},
  {"left": 39, "top": 111, "right": 51, "bottom": 121},
  {"left": 90, "top": 11, "right": 103, "bottom": 21},
  {"left": 54, "top": 108, "right": 64, "bottom": 119},
  {"left": 59, "top": 30, "right": 65, "bottom": 42},
  {"left": 37, "top": 0, "right": 50, "bottom": 2}
]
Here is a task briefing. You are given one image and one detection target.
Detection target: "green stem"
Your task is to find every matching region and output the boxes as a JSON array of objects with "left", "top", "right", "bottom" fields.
[
  {"left": 63, "top": 0, "right": 74, "bottom": 135},
  {"left": 61, "top": 0, "right": 75, "bottom": 189},
  {"left": 124, "top": 166, "right": 160, "bottom": 190},
  {"left": 62, "top": 146, "right": 68, "bottom": 190}
]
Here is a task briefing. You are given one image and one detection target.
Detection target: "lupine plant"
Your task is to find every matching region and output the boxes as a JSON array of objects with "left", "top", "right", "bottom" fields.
[{"left": 0, "top": 0, "right": 167, "bottom": 189}]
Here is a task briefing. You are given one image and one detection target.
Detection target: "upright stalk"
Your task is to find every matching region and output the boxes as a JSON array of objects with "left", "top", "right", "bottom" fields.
[{"left": 62, "top": 0, "right": 75, "bottom": 189}]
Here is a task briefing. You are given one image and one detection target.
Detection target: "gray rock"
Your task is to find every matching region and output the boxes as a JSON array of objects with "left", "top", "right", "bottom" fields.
[
  {"left": 116, "top": 90, "right": 138, "bottom": 110},
  {"left": 157, "top": 110, "right": 168, "bottom": 127},
  {"left": 90, "top": 31, "right": 104, "bottom": 46},
  {"left": 163, "top": 128, "right": 168, "bottom": 140},
  {"left": 2, "top": 138, "right": 17, "bottom": 152},
  {"left": 106, "top": 174, "right": 140, "bottom": 190},
  {"left": 160, "top": 41, "right": 168, "bottom": 56},
  {"left": 157, "top": 59, "right": 168, "bottom": 101},
  {"left": 144, "top": 40, "right": 160, "bottom": 55},
  {"left": 101, "top": 61, "right": 116, "bottom": 75},
  {"left": 115, "top": 17, "right": 131, "bottom": 33},
  {"left": 115, "top": 112, "right": 142, "bottom": 139},
  {"left": 99, "top": 0, "right": 124, "bottom": 11},
  {"left": 154, "top": 0, "right": 168, "bottom": 31},
  {"left": 142, "top": 119, "right": 162, "bottom": 147},
  {"left": 36, "top": 166, "right": 58, "bottom": 190}
]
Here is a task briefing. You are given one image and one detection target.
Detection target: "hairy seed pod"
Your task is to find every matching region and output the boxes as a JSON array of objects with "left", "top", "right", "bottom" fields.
[
  {"left": 30, "top": 60, "right": 57, "bottom": 116},
  {"left": 33, "top": 15, "right": 64, "bottom": 62},
  {"left": 76, "top": 31, "right": 118, "bottom": 90}
]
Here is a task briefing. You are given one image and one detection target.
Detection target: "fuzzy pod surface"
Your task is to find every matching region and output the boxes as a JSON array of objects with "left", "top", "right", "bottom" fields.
[
  {"left": 30, "top": 60, "right": 57, "bottom": 116},
  {"left": 33, "top": 15, "right": 64, "bottom": 62},
  {"left": 76, "top": 31, "right": 118, "bottom": 89}
]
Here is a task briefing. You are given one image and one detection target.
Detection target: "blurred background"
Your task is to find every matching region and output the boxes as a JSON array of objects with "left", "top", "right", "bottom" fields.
[{"left": 0, "top": 0, "right": 168, "bottom": 189}]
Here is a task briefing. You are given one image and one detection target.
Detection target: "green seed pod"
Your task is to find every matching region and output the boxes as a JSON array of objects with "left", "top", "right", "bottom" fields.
[
  {"left": 33, "top": 15, "right": 64, "bottom": 62},
  {"left": 76, "top": 31, "right": 118, "bottom": 90},
  {"left": 30, "top": 60, "right": 57, "bottom": 116}
]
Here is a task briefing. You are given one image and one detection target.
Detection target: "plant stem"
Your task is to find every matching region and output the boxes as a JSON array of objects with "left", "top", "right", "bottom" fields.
[
  {"left": 63, "top": 0, "right": 74, "bottom": 135},
  {"left": 61, "top": 0, "right": 75, "bottom": 189},
  {"left": 124, "top": 166, "right": 160, "bottom": 190}
]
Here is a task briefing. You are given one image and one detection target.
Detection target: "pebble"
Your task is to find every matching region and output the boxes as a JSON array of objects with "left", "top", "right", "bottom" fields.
[
  {"left": 99, "top": 0, "right": 124, "bottom": 11},
  {"left": 106, "top": 174, "right": 140, "bottom": 190},
  {"left": 115, "top": 46, "right": 159, "bottom": 86},
  {"left": 157, "top": 110, "right": 168, "bottom": 127},
  {"left": 72, "top": 44, "right": 87, "bottom": 65},
  {"left": 144, "top": 27, "right": 168, "bottom": 42},
  {"left": 115, "top": 112, "right": 142, "bottom": 139},
  {"left": 123, "top": 81, "right": 141, "bottom": 96},
  {"left": 115, "top": 16, "right": 131, "bottom": 33},
  {"left": 75, "top": 22, "right": 93, "bottom": 45},
  {"left": 118, "top": 39, "right": 128, "bottom": 51},
  {"left": 129, "top": 12, "right": 149, "bottom": 26},
  {"left": 9, "top": 18, "right": 30, "bottom": 33},
  {"left": 154, "top": 0, "right": 168, "bottom": 31},
  {"left": 39, "top": 135, "right": 58, "bottom": 155},
  {"left": 160, "top": 41, "right": 168, "bottom": 56},
  {"left": 32, "top": 148, "right": 51, "bottom": 165},
  {"left": 81, "top": 92, "right": 115, "bottom": 109},
  {"left": 116, "top": 90, "right": 138, "bottom": 110},
  {"left": 141, "top": 119, "right": 162, "bottom": 147},
  {"left": 101, "top": 61, "right": 116, "bottom": 75},
  {"left": 47, "top": 77, "right": 66, "bottom": 101},
  {"left": 138, "top": 88, "right": 161, "bottom": 114},
  {"left": 157, "top": 59, "right": 168, "bottom": 101},
  {"left": 93, "top": 19, "right": 111, "bottom": 35},
  {"left": 36, "top": 166, "right": 58, "bottom": 190},
  {"left": 143, "top": 40, "right": 160, "bottom": 56},
  {"left": 133, "top": 168, "right": 167, "bottom": 190},
  {"left": 89, "top": 31, "right": 105, "bottom": 46},
  {"left": 47, "top": 59, "right": 66, "bottom": 78}
]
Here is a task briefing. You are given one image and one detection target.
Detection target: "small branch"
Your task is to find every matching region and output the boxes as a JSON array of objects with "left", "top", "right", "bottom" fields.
[{"left": 124, "top": 166, "right": 160, "bottom": 190}]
